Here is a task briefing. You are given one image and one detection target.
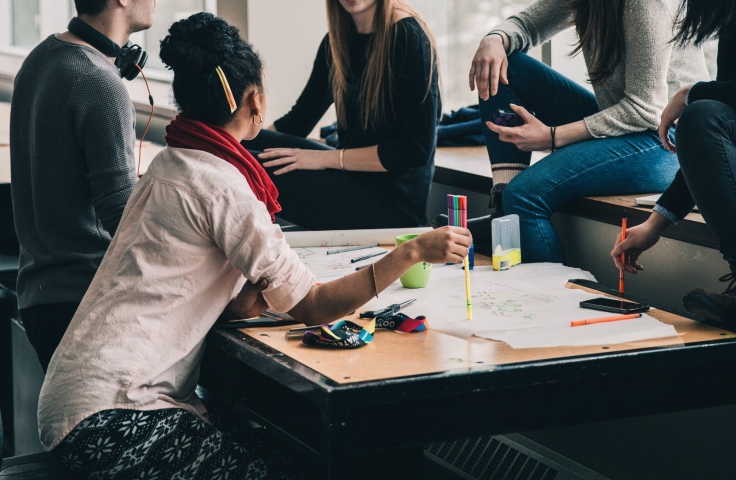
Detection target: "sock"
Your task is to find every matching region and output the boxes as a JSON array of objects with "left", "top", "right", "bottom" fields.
[{"left": 491, "top": 163, "right": 527, "bottom": 185}]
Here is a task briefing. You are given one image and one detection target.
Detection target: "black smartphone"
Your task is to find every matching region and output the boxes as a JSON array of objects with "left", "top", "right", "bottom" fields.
[
  {"left": 579, "top": 298, "right": 650, "bottom": 314},
  {"left": 491, "top": 109, "right": 535, "bottom": 127}
]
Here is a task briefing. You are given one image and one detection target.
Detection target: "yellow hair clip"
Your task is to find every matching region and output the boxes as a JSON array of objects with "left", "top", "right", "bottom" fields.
[{"left": 215, "top": 66, "right": 237, "bottom": 114}]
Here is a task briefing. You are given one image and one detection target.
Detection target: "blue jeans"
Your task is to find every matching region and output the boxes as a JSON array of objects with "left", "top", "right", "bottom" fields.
[{"left": 479, "top": 53, "right": 680, "bottom": 263}]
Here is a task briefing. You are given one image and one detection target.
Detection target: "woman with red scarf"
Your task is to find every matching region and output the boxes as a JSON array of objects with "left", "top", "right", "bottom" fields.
[{"left": 36, "top": 13, "right": 470, "bottom": 480}]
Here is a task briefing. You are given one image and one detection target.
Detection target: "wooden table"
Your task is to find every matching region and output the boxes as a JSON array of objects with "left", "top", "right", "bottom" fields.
[{"left": 200, "top": 258, "right": 736, "bottom": 479}]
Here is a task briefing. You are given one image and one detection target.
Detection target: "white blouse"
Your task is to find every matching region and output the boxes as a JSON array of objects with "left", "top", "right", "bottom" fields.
[{"left": 38, "top": 146, "right": 316, "bottom": 450}]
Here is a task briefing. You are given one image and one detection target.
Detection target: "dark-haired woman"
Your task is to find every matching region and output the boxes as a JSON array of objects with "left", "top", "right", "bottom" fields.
[
  {"left": 450, "top": 0, "right": 709, "bottom": 262},
  {"left": 36, "top": 12, "right": 470, "bottom": 479},
  {"left": 242, "top": 0, "right": 441, "bottom": 230},
  {"left": 612, "top": 2, "right": 736, "bottom": 325}
]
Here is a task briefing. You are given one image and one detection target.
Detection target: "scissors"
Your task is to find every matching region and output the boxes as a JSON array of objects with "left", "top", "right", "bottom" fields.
[{"left": 359, "top": 299, "right": 416, "bottom": 319}]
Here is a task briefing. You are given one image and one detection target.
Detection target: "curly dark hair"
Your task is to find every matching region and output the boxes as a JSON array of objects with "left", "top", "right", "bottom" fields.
[
  {"left": 74, "top": 0, "right": 109, "bottom": 16},
  {"left": 159, "top": 13, "right": 264, "bottom": 126}
]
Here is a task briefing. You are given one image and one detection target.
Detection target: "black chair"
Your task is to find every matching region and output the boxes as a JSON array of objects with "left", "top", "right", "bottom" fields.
[
  {"left": 0, "top": 452, "right": 70, "bottom": 479},
  {"left": 0, "top": 410, "right": 69, "bottom": 479}
]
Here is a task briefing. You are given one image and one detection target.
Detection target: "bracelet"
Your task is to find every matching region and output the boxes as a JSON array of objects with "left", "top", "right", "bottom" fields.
[
  {"left": 371, "top": 262, "right": 379, "bottom": 298},
  {"left": 550, "top": 126, "right": 557, "bottom": 153},
  {"left": 485, "top": 32, "right": 505, "bottom": 43},
  {"left": 339, "top": 148, "right": 346, "bottom": 170}
]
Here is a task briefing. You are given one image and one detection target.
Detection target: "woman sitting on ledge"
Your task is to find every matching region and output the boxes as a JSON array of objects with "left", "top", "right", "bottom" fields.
[
  {"left": 243, "top": 0, "right": 441, "bottom": 230},
  {"left": 443, "top": 0, "right": 710, "bottom": 262},
  {"left": 612, "top": 0, "right": 736, "bottom": 325},
  {"left": 37, "top": 13, "right": 470, "bottom": 479}
]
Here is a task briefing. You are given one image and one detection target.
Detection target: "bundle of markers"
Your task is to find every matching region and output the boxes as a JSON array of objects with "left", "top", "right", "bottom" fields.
[
  {"left": 447, "top": 194, "right": 467, "bottom": 230},
  {"left": 447, "top": 194, "right": 473, "bottom": 320}
]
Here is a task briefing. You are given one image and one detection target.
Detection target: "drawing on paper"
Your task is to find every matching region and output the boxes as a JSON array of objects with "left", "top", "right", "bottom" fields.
[
  {"left": 444, "top": 290, "right": 536, "bottom": 320},
  {"left": 295, "top": 246, "right": 387, "bottom": 282}
]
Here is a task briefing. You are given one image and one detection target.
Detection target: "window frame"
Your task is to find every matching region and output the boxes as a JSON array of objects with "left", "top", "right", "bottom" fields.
[{"left": 0, "top": 0, "right": 217, "bottom": 66}]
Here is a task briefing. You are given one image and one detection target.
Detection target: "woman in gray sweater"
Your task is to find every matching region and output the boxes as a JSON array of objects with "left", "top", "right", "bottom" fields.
[{"left": 459, "top": 0, "right": 709, "bottom": 263}]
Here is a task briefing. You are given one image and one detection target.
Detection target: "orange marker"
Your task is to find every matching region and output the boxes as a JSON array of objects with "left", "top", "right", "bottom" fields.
[
  {"left": 571, "top": 313, "right": 642, "bottom": 327},
  {"left": 619, "top": 212, "right": 627, "bottom": 296}
]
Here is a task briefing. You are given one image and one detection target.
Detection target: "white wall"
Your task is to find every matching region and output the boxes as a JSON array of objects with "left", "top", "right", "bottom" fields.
[
  {"left": 247, "top": 0, "right": 336, "bottom": 130},
  {"left": 549, "top": 28, "right": 591, "bottom": 92},
  {"left": 39, "top": 0, "right": 72, "bottom": 39},
  {"left": 0, "top": 0, "right": 11, "bottom": 47}
]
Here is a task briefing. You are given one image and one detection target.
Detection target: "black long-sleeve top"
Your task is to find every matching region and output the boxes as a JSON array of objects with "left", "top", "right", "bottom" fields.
[
  {"left": 274, "top": 18, "right": 441, "bottom": 226},
  {"left": 656, "top": 22, "right": 736, "bottom": 222}
]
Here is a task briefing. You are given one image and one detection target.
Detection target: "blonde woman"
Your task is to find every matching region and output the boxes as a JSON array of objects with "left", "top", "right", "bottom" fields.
[{"left": 243, "top": 0, "right": 440, "bottom": 230}]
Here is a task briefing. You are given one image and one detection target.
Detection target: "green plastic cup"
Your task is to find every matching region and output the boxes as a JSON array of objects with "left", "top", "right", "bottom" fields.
[{"left": 396, "top": 234, "right": 432, "bottom": 289}]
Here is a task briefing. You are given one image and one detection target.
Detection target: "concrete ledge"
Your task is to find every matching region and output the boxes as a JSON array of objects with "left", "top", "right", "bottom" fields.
[
  {"left": 561, "top": 195, "right": 713, "bottom": 249},
  {"left": 433, "top": 145, "right": 715, "bottom": 249}
]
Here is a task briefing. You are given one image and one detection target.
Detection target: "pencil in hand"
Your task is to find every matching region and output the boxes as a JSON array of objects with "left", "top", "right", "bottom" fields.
[{"left": 619, "top": 212, "right": 627, "bottom": 296}]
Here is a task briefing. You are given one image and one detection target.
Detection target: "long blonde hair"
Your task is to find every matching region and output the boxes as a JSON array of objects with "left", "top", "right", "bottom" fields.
[{"left": 326, "top": 0, "right": 439, "bottom": 130}]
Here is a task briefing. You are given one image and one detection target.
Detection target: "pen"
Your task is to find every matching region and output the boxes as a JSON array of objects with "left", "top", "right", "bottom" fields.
[
  {"left": 359, "top": 299, "right": 416, "bottom": 319},
  {"left": 619, "top": 212, "right": 627, "bottom": 296},
  {"left": 261, "top": 309, "right": 293, "bottom": 321},
  {"left": 355, "top": 264, "right": 370, "bottom": 271},
  {"left": 286, "top": 324, "right": 323, "bottom": 338},
  {"left": 350, "top": 250, "right": 387, "bottom": 263},
  {"left": 327, "top": 244, "right": 379, "bottom": 255},
  {"left": 571, "top": 313, "right": 642, "bottom": 327}
]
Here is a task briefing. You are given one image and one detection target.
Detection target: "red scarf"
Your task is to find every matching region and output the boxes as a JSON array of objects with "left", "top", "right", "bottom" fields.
[{"left": 165, "top": 115, "right": 281, "bottom": 221}]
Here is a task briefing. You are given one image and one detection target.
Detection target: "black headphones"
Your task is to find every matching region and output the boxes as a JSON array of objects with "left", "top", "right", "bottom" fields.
[{"left": 67, "top": 17, "right": 148, "bottom": 81}]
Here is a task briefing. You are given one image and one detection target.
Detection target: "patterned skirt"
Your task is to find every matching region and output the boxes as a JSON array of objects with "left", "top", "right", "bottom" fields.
[{"left": 52, "top": 408, "right": 307, "bottom": 479}]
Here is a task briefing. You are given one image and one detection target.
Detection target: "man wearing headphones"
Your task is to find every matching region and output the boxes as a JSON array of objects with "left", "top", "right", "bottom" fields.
[{"left": 10, "top": 0, "right": 155, "bottom": 371}]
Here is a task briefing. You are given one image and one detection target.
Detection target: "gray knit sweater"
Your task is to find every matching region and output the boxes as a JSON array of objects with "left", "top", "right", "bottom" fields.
[
  {"left": 492, "top": 0, "right": 710, "bottom": 138},
  {"left": 10, "top": 36, "right": 137, "bottom": 309}
]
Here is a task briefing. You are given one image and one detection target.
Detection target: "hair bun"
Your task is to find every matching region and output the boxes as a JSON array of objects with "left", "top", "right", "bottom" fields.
[
  {"left": 159, "top": 12, "right": 242, "bottom": 74},
  {"left": 160, "top": 12, "right": 263, "bottom": 127}
]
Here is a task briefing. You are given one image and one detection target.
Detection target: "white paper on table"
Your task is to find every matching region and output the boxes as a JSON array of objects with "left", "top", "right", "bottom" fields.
[
  {"left": 475, "top": 314, "right": 678, "bottom": 349},
  {"left": 349, "top": 263, "right": 680, "bottom": 349},
  {"left": 294, "top": 246, "right": 389, "bottom": 282},
  {"left": 284, "top": 228, "right": 430, "bottom": 248},
  {"left": 360, "top": 263, "right": 597, "bottom": 323}
]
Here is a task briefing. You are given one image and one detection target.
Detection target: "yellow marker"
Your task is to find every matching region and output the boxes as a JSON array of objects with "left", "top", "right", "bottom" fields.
[
  {"left": 492, "top": 245, "right": 522, "bottom": 271},
  {"left": 464, "top": 255, "right": 473, "bottom": 320}
]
